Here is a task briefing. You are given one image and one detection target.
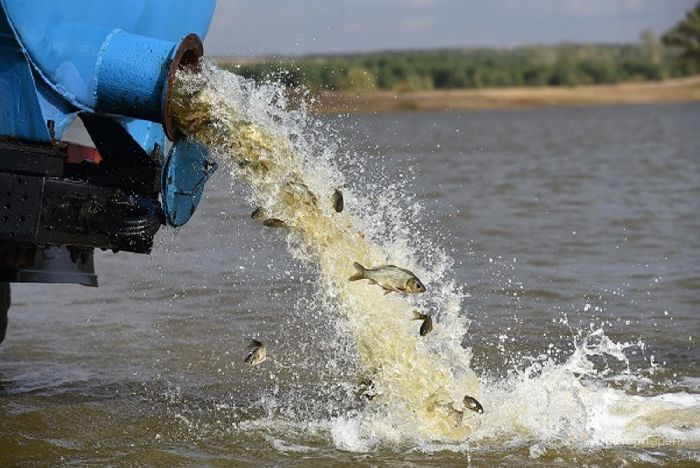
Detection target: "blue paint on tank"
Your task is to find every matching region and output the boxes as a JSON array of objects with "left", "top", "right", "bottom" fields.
[
  {"left": 1, "top": 0, "right": 215, "bottom": 136},
  {"left": 0, "top": 0, "right": 219, "bottom": 228}
]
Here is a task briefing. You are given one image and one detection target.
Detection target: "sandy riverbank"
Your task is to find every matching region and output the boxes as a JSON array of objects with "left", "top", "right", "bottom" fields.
[{"left": 313, "top": 75, "right": 700, "bottom": 114}]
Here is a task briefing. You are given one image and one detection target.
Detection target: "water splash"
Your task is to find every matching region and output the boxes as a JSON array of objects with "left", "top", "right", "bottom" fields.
[
  {"left": 171, "top": 61, "right": 478, "bottom": 440},
  {"left": 470, "top": 329, "right": 700, "bottom": 449},
  {"left": 169, "top": 61, "right": 700, "bottom": 451}
]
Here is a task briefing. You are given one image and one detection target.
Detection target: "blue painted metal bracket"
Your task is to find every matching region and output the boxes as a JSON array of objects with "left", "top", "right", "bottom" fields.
[{"left": 162, "top": 139, "right": 218, "bottom": 227}]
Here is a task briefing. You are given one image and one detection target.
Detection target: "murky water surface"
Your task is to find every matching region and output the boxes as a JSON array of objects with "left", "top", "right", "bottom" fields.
[{"left": 1, "top": 101, "right": 699, "bottom": 465}]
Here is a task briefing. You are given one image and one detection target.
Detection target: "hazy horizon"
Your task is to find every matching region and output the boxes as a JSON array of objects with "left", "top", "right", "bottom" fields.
[
  {"left": 204, "top": 0, "right": 697, "bottom": 57},
  {"left": 207, "top": 41, "right": 665, "bottom": 60}
]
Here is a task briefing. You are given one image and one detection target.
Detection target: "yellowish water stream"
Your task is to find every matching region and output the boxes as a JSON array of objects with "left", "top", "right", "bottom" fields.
[{"left": 171, "top": 63, "right": 480, "bottom": 439}]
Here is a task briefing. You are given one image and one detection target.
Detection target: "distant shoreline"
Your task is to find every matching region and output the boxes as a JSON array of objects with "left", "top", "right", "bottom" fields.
[{"left": 312, "top": 76, "right": 700, "bottom": 114}]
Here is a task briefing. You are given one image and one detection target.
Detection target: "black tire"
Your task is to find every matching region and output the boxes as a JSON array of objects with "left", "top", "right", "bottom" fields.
[{"left": 0, "top": 282, "right": 9, "bottom": 345}]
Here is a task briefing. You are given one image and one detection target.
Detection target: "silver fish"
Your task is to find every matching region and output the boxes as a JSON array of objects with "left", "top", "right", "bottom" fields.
[
  {"left": 262, "top": 218, "right": 288, "bottom": 228},
  {"left": 463, "top": 395, "right": 484, "bottom": 414},
  {"left": 332, "top": 188, "right": 344, "bottom": 213},
  {"left": 426, "top": 393, "right": 465, "bottom": 427},
  {"left": 238, "top": 158, "right": 271, "bottom": 173},
  {"left": 251, "top": 207, "right": 267, "bottom": 220},
  {"left": 354, "top": 377, "right": 380, "bottom": 401},
  {"left": 412, "top": 310, "right": 433, "bottom": 336},
  {"left": 349, "top": 262, "right": 426, "bottom": 294},
  {"left": 252, "top": 208, "right": 288, "bottom": 228},
  {"left": 244, "top": 339, "right": 267, "bottom": 366},
  {"left": 283, "top": 179, "right": 318, "bottom": 207}
]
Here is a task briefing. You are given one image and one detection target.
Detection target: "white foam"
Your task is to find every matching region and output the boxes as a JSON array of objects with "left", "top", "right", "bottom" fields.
[
  {"left": 170, "top": 62, "right": 700, "bottom": 454},
  {"left": 465, "top": 328, "right": 700, "bottom": 450}
]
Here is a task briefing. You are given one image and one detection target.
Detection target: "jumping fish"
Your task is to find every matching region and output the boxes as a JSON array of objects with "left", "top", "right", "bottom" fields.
[
  {"left": 262, "top": 218, "right": 288, "bottom": 228},
  {"left": 283, "top": 179, "right": 318, "bottom": 208},
  {"left": 244, "top": 340, "right": 267, "bottom": 366},
  {"left": 349, "top": 262, "right": 426, "bottom": 294},
  {"left": 426, "top": 392, "right": 465, "bottom": 427},
  {"left": 252, "top": 208, "right": 289, "bottom": 228},
  {"left": 332, "top": 188, "right": 344, "bottom": 213},
  {"left": 238, "top": 158, "right": 271, "bottom": 173},
  {"left": 251, "top": 207, "right": 267, "bottom": 220},
  {"left": 412, "top": 310, "right": 433, "bottom": 336},
  {"left": 463, "top": 395, "right": 484, "bottom": 414},
  {"left": 354, "top": 377, "right": 380, "bottom": 401}
]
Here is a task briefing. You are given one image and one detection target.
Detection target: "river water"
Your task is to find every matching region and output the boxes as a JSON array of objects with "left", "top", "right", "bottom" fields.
[{"left": 1, "top": 99, "right": 699, "bottom": 465}]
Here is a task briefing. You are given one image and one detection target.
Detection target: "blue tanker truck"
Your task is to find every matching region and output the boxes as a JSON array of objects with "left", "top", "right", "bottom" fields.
[{"left": 0, "top": 0, "right": 220, "bottom": 343}]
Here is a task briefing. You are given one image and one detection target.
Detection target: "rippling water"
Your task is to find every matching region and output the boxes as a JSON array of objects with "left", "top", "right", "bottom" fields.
[{"left": 1, "top": 101, "right": 699, "bottom": 465}]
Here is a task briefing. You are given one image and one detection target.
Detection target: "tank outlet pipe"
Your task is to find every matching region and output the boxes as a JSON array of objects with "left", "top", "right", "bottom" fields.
[{"left": 94, "top": 31, "right": 203, "bottom": 140}]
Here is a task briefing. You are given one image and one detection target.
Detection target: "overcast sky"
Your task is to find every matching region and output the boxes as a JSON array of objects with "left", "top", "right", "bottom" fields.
[{"left": 203, "top": 0, "right": 696, "bottom": 56}]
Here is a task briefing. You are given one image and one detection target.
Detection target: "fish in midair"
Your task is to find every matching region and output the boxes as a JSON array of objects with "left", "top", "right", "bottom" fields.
[
  {"left": 238, "top": 158, "right": 271, "bottom": 173},
  {"left": 244, "top": 340, "right": 267, "bottom": 366},
  {"left": 332, "top": 188, "right": 344, "bottom": 213},
  {"left": 262, "top": 218, "right": 288, "bottom": 228},
  {"left": 252, "top": 208, "right": 289, "bottom": 229},
  {"left": 251, "top": 207, "right": 266, "bottom": 220},
  {"left": 348, "top": 262, "right": 426, "bottom": 294},
  {"left": 463, "top": 395, "right": 484, "bottom": 414},
  {"left": 426, "top": 392, "right": 465, "bottom": 426},
  {"left": 354, "top": 377, "right": 380, "bottom": 401},
  {"left": 283, "top": 179, "right": 318, "bottom": 208},
  {"left": 412, "top": 310, "right": 433, "bottom": 336}
]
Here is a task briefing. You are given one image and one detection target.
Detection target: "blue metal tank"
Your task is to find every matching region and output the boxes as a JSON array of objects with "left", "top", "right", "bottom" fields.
[
  {"left": 0, "top": 0, "right": 221, "bottom": 343},
  {"left": 1, "top": 0, "right": 218, "bottom": 227},
  {"left": 1, "top": 0, "right": 215, "bottom": 140}
]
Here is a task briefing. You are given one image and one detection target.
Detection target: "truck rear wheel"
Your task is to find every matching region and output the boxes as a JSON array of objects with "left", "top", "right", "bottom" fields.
[{"left": 0, "top": 282, "right": 9, "bottom": 345}]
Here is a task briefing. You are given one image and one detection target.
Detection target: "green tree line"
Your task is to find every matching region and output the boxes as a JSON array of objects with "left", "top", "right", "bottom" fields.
[{"left": 221, "top": 4, "right": 700, "bottom": 93}]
